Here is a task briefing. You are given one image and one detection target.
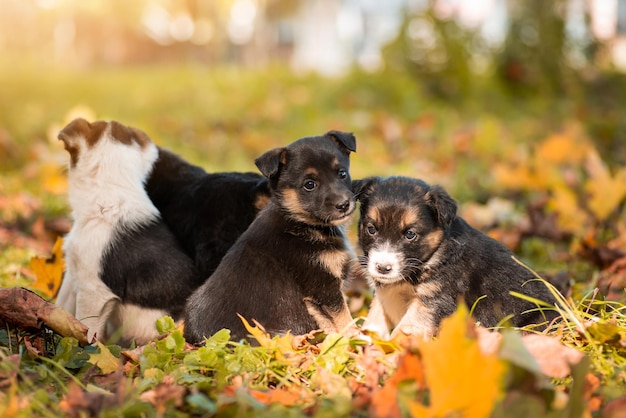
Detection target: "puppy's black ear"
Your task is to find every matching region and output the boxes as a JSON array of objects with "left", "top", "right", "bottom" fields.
[
  {"left": 326, "top": 131, "right": 356, "bottom": 153},
  {"left": 352, "top": 177, "right": 380, "bottom": 201},
  {"left": 255, "top": 147, "right": 286, "bottom": 179},
  {"left": 425, "top": 185, "right": 457, "bottom": 228}
]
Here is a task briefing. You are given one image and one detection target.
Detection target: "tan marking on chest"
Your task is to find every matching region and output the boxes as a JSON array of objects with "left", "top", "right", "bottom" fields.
[{"left": 317, "top": 250, "right": 349, "bottom": 279}]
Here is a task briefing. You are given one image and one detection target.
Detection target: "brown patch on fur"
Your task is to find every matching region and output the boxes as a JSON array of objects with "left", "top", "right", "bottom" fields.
[
  {"left": 416, "top": 280, "right": 443, "bottom": 298},
  {"left": 304, "top": 168, "right": 319, "bottom": 177},
  {"left": 254, "top": 194, "right": 270, "bottom": 212},
  {"left": 86, "top": 121, "right": 108, "bottom": 147},
  {"left": 58, "top": 118, "right": 91, "bottom": 167},
  {"left": 399, "top": 207, "right": 420, "bottom": 230},
  {"left": 422, "top": 229, "right": 444, "bottom": 252},
  {"left": 365, "top": 206, "right": 381, "bottom": 224},
  {"left": 304, "top": 298, "right": 354, "bottom": 334},
  {"left": 279, "top": 149, "right": 288, "bottom": 165},
  {"left": 317, "top": 250, "right": 348, "bottom": 279},
  {"left": 280, "top": 188, "right": 306, "bottom": 218}
]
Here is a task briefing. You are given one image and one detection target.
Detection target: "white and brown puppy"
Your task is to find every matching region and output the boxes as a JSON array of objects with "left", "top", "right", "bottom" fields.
[
  {"left": 354, "top": 176, "right": 558, "bottom": 340},
  {"left": 56, "top": 118, "right": 203, "bottom": 344},
  {"left": 184, "top": 131, "right": 358, "bottom": 343}
]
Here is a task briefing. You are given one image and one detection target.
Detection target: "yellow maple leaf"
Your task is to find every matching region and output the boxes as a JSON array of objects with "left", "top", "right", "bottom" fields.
[
  {"left": 419, "top": 305, "right": 506, "bottom": 418},
  {"left": 584, "top": 150, "right": 626, "bottom": 222},
  {"left": 29, "top": 236, "right": 65, "bottom": 299},
  {"left": 547, "top": 185, "right": 589, "bottom": 236}
]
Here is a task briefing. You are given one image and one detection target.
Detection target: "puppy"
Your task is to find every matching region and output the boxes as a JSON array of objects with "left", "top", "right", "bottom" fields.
[
  {"left": 184, "top": 131, "right": 358, "bottom": 343},
  {"left": 145, "top": 148, "right": 270, "bottom": 278},
  {"left": 56, "top": 118, "right": 204, "bottom": 344},
  {"left": 353, "top": 176, "right": 558, "bottom": 340}
]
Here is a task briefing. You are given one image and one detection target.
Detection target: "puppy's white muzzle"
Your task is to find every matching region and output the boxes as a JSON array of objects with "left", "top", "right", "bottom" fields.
[{"left": 367, "top": 243, "right": 403, "bottom": 285}]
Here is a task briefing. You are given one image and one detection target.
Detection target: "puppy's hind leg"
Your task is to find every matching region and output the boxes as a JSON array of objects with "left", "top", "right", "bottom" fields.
[{"left": 75, "top": 283, "right": 119, "bottom": 343}]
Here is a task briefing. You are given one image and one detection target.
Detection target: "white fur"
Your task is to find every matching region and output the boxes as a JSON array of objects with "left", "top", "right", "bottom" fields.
[
  {"left": 364, "top": 280, "right": 438, "bottom": 341},
  {"left": 108, "top": 304, "right": 173, "bottom": 344},
  {"left": 57, "top": 123, "right": 161, "bottom": 344},
  {"left": 367, "top": 242, "right": 403, "bottom": 285}
]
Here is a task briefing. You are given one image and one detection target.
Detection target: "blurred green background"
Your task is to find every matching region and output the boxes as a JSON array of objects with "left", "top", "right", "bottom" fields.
[{"left": 2, "top": 0, "right": 626, "bottom": 291}]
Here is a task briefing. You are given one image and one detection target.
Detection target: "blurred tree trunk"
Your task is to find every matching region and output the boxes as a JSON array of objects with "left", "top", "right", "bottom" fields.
[{"left": 498, "top": 0, "right": 572, "bottom": 96}]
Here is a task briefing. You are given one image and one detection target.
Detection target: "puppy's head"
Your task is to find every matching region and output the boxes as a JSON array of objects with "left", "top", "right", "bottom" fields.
[
  {"left": 58, "top": 118, "right": 157, "bottom": 180},
  {"left": 353, "top": 176, "right": 457, "bottom": 286},
  {"left": 255, "top": 131, "right": 356, "bottom": 226}
]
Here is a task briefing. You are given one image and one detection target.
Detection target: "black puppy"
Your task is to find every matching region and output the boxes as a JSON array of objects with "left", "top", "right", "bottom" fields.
[
  {"left": 184, "top": 131, "right": 358, "bottom": 343},
  {"left": 145, "top": 148, "right": 270, "bottom": 278},
  {"left": 353, "top": 176, "right": 558, "bottom": 340}
]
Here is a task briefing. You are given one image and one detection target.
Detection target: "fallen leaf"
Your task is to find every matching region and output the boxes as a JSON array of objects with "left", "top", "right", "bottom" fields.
[
  {"left": 370, "top": 349, "right": 425, "bottom": 418},
  {"left": 29, "top": 236, "right": 64, "bottom": 299},
  {"left": 419, "top": 305, "right": 506, "bottom": 418},
  {"left": 520, "top": 334, "right": 584, "bottom": 379},
  {"left": 88, "top": 342, "right": 120, "bottom": 374},
  {"left": 547, "top": 185, "right": 588, "bottom": 236},
  {"left": 602, "top": 396, "right": 626, "bottom": 418},
  {"left": 584, "top": 150, "right": 626, "bottom": 222},
  {"left": 0, "top": 287, "right": 89, "bottom": 345}
]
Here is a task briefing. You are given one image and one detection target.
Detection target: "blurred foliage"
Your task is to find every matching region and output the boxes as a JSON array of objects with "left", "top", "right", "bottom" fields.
[{"left": 383, "top": 0, "right": 626, "bottom": 167}]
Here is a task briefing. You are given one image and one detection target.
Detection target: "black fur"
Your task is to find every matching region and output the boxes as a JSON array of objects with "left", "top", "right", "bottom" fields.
[
  {"left": 184, "top": 132, "right": 357, "bottom": 343},
  {"left": 145, "top": 148, "right": 270, "bottom": 278},
  {"left": 354, "top": 176, "right": 559, "bottom": 335},
  {"left": 100, "top": 220, "right": 204, "bottom": 320}
]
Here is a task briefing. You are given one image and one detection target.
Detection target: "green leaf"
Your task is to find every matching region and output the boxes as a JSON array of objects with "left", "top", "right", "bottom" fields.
[
  {"left": 164, "top": 330, "right": 185, "bottom": 353},
  {"left": 155, "top": 316, "right": 176, "bottom": 334}
]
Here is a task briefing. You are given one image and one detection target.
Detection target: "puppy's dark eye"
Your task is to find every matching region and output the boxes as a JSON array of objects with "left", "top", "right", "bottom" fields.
[
  {"left": 303, "top": 180, "right": 317, "bottom": 191},
  {"left": 366, "top": 223, "right": 377, "bottom": 235},
  {"left": 404, "top": 230, "right": 417, "bottom": 241},
  {"left": 338, "top": 169, "right": 347, "bottom": 180}
]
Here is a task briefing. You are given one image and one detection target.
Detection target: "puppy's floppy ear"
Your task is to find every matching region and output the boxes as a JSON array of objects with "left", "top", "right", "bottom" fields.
[
  {"left": 255, "top": 147, "right": 287, "bottom": 179},
  {"left": 108, "top": 120, "right": 153, "bottom": 148},
  {"left": 326, "top": 131, "right": 356, "bottom": 154},
  {"left": 352, "top": 176, "right": 380, "bottom": 201},
  {"left": 58, "top": 118, "right": 91, "bottom": 144},
  {"left": 425, "top": 185, "right": 457, "bottom": 228}
]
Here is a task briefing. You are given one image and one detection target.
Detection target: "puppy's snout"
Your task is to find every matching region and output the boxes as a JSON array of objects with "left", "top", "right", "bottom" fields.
[
  {"left": 375, "top": 263, "right": 393, "bottom": 275},
  {"left": 335, "top": 199, "right": 350, "bottom": 212}
]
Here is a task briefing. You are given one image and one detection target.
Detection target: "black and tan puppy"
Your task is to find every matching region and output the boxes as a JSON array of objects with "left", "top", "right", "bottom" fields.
[
  {"left": 146, "top": 148, "right": 270, "bottom": 278},
  {"left": 184, "top": 131, "right": 358, "bottom": 343},
  {"left": 353, "top": 176, "right": 558, "bottom": 340}
]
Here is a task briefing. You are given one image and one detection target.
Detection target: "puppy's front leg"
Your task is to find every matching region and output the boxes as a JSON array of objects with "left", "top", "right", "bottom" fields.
[
  {"left": 390, "top": 299, "right": 436, "bottom": 340},
  {"left": 362, "top": 295, "right": 391, "bottom": 340},
  {"left": 304, "top": 297, "right": 355, "bottom": 335}
]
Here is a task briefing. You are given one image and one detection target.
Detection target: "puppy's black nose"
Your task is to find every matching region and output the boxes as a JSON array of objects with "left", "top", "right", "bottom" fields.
[
  {"left": 375, "top": 263, "right": 393, "bottom": 274},
  {"left": 335, "top": 199, "right": 350, "bottom": 212}
]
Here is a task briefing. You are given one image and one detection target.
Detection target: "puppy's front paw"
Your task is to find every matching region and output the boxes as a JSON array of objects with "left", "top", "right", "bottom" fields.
[{"left": 390, "top": 323, "right": 434, "bottom": 341}]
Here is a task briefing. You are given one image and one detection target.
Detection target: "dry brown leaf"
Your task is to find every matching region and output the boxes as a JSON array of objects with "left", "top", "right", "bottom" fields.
[{"left": 0, "top": 287, "right": 90, "bottom": 345}]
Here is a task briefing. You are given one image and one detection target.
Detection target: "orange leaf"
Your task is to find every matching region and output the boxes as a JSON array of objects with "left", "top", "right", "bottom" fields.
[
  {"left": 29, "top": 236, "right": 65, "bottom": 299},
  {"left": 535, "top": 134, "right": 589, "bottom": 165},
  {"left": 371, "top": 350, "right": 426, "bottom": 418},
  {"left": 419, "top": 305, "right": 506, "bottom": 418}
]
